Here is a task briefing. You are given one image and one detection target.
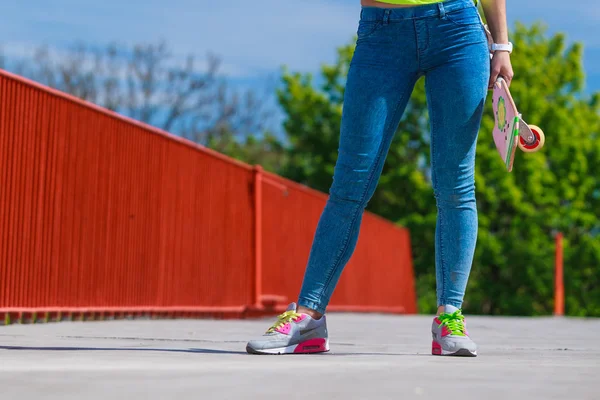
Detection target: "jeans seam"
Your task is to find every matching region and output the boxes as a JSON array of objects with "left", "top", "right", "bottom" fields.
[
  {"left": 439, "top": 207, "right": 446, "bottom": 303},
  {"left": 315, "top": 201, "right": 360, "bottom": 307},
  {"left": 413, "top": 19, "right": 421, "bottom": 70},
  {"left": 315, "top": 86, "right": 413, "bottom": 310},
  {"left": 428, "top": 84, "right": 446, "bottom": 306}
]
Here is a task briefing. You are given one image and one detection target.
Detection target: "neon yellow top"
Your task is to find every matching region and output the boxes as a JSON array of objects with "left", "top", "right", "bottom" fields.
[
  {"left": 375, "top": 0, "right": 444, "bottom": 4},
  {"left": 375, "top": 0, "right": 477, "bottom": 4}
]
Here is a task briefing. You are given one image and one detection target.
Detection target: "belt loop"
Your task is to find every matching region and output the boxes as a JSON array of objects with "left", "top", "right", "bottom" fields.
[
  {"left": 383, "top": 9, "right": 391, "bottom": 25},
  {"left": 438, "top": 2, "right": 446, "bottom": 18}
]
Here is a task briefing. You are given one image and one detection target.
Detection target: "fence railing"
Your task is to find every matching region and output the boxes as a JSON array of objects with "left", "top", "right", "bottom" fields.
[{"left": 0, "top": 69, "right": 416, "bottom": 324}]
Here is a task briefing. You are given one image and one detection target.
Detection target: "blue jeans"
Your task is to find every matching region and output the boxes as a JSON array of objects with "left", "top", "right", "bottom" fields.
[{"left": 298, "top": 0, "right": 490, "bottom": 314}]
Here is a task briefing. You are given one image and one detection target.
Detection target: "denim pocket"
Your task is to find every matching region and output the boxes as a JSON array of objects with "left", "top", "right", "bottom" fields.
[
  {"left": 356, "top": 20, "right": 383, "bottom": 40},
  {"left": 445, "top": 6, "right": 481, "bottom": 27}
]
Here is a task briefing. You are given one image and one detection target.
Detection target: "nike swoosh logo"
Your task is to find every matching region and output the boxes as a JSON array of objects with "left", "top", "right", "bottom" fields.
[{"left": 299, "top": 327, "right": 319, "bottom": 337}]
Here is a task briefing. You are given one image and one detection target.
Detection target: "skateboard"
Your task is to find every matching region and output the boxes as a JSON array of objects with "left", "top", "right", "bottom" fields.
[{"left": 491, "top": 77, "right": 545, "bottom": 172}]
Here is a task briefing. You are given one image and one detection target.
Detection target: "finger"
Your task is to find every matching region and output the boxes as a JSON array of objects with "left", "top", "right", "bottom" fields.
[
  {"left": 505, "top": 71, "right": 514, "bottom": 87},
  {"left": 489, "top": 67, "right": 501, "bottom": 89}
]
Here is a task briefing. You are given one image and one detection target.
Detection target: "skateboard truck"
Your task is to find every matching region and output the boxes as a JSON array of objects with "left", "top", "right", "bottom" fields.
[{"left": 519, "top": 119, "right": 536, "bottom": 145}]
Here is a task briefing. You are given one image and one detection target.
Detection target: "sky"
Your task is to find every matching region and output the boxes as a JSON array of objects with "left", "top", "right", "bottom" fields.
[{"left": 1, "top": 0, "right": 599, "bottom": 109}]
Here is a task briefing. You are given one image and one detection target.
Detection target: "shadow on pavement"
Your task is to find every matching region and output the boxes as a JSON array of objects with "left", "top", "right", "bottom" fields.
[
  {"left": 0, "top": 345, "right": 431, "bottom": 357},
  {"left": 0, "top": 345, "right": 246, "bottom": 355}
]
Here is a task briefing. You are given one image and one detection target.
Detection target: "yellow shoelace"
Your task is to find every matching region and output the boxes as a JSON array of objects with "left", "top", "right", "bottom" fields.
[{"left": 266, "top": 310, "right": 302, "bottom": 333}]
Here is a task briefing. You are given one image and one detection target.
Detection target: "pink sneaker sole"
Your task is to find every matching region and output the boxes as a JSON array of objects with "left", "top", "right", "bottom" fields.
[{"left": 246, "top": 338, "right": 330, "bottom": 355}]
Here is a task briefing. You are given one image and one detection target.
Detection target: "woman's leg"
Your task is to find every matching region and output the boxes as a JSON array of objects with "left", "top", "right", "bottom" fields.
[
  {"left": 424, "top": 18, "right": 490, "bottom": 313},
  {"left": 246, "top": 9, "right": 422, "bottom": 355},
  {"left": 423, "top": 1, "right": 490, "bottom": 357},
  {"left": 297, "top": 14, "right": 420, "bottom": 316}
]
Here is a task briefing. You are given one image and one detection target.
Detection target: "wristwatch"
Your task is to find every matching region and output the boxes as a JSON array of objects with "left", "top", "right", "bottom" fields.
[{"left": 491, "top": 42, "right": 513, "bottom": 54}]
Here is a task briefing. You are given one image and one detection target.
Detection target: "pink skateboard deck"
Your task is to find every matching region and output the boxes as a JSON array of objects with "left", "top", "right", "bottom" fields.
[{"left": 492, "top": 78, "right": 520, "bottom": 172}]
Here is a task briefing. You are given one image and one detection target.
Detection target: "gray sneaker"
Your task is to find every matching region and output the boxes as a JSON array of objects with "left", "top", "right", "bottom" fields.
[
  {"left": 246, "top": 303, "right": 329, "bottom": 355},
  {"left": 431, "top": 309, "right": 477, "bottom": 357}
]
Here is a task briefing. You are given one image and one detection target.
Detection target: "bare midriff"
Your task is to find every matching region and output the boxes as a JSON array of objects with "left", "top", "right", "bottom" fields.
[{"left": 361, "top": 0, "right": 415, "bottom": 8}]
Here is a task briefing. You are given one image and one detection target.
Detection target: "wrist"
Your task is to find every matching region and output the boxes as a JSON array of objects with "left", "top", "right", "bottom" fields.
[{"left": 491, "top": 42, "right": 513, "bottom": 54}]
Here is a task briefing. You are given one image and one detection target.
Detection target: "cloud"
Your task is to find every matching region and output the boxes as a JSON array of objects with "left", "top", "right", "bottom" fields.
[{"left": 1, "top": 41, "right": 39, "bottom": 59}]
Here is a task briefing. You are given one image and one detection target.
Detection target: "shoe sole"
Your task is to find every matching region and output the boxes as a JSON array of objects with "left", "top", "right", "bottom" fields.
[
  {"left": 432, "top": 341, "right": 477, "bottom": 357},
  {"left": 246, "top": 338, "right": 329, "bottom": 355}
]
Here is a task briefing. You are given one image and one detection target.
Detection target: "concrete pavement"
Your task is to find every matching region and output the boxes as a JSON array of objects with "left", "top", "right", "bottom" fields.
[{"left": 0, "top": 314, "right": 598, "bottom": 399}]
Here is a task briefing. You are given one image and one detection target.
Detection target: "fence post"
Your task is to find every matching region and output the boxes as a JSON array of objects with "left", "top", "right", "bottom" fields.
[
  {"left": 253, "top": 165, "right": 263, "bottom": 308},
  {"left": 554, "top": 232, "right": 564, "bottom": 316}
]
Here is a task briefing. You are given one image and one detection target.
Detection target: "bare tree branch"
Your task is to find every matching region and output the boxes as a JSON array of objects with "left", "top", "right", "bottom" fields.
[{"left": 1, "top": 41, "right": 275, "bottom": 149}]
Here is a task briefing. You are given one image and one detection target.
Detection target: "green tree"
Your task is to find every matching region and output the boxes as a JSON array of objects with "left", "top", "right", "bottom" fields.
[
  {"left": 277, "top": 23, "right": 600, "bottom": 316},
  {"left": 208, "top": 130, "right": 287, "bottom": 173}
]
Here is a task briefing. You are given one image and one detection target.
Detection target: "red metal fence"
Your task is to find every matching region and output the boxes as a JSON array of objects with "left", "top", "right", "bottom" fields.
[
  {"left": 259, "top": 171, "right": 415, "bottom": 314},
  {"left": 0, "top": 69, "right": 416, "bottom": 324}
]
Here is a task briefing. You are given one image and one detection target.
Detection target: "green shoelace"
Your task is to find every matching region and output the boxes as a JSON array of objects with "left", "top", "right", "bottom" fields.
[{"left": 438, "top": 310, "right": 466, "bottom": 336}]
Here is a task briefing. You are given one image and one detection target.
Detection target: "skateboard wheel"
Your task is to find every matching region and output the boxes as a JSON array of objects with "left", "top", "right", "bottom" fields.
[{"left": 518, "top": 124, "right": 545, "bottom": 152}]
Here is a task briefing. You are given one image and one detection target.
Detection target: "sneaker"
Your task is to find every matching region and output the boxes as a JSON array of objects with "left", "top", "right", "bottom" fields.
[
  {"left": 246, "top": 303, "right": 329, "bottom": 355},
  {"left": 431, "top": 309, "right": 477, "bottom": 357}
]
